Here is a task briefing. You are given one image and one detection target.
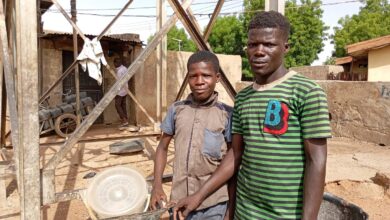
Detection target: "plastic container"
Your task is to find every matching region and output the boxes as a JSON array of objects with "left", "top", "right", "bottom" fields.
[{"left": 86, "top": 166, "right": 148, "bottom": 219}]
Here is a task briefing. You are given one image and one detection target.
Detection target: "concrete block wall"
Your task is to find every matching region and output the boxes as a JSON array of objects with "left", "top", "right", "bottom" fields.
[
  {"left": 236, "top": 80, "right": 390, "bottom": 146},
  {"left": 291, "top": 65, "right": 344, "bottom": 80}
]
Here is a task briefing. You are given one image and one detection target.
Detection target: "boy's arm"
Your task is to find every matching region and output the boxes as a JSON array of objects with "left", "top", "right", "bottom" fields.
[
  {"left": 174, "top": 134, "right": 244, "bottom": 218},
  {"left": 302, "top": 138, "right": 327, "bottom": 220},
  {"left": 150, "top": 133, "right": 173, "bottom": 210},
  {"left": 224, "top": 171, "right": 237, "bottom": 220}
]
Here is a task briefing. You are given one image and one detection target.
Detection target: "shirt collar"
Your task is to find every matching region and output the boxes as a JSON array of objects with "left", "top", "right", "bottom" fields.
[
  {"left": 186, "top": 91, "right": 219, "bottom": 107},
  {"left": 252, "top": 70, "right": 297, "bottom": 91}
]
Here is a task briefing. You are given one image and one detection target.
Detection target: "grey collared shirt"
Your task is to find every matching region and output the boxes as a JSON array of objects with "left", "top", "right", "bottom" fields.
[{"left": 161, "top": 92, "right": 232, "bottom": 210}]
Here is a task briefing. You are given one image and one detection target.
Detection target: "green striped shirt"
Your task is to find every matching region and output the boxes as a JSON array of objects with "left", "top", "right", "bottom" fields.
[{"left": 232, "top": 73, "right": 331, "bottom": 219}]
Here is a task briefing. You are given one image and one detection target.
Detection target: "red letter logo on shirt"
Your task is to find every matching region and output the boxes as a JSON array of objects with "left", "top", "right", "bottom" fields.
[{"left": 263, "top": 100, "right": 289, "bottom": 135}]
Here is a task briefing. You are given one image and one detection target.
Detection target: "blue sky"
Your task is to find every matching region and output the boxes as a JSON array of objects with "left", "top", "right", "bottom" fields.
[{"left": 42, "top": 0, "right": 363, "bottom": 65}]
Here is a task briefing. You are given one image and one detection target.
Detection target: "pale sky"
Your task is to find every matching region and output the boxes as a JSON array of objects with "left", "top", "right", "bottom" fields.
[{"left": 42, "top": 0, "right": 363, "bottom": 66}]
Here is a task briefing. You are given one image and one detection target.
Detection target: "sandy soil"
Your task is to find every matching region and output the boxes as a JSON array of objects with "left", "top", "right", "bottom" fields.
[
  {"left": 0, "top": 129, "right": 389, "bottom": 219},
  {"left": 325, "top": 137, "right": 390, "bottom": 220}
]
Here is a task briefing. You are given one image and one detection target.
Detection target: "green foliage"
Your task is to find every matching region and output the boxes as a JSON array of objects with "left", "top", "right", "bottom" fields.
[
  {"left": 147, "top": 26, "right": 196, "bottom": 52},
  {"left": 233, "top": 0, "right": 327, "bottom": 79},
  {"left": 324, "top": 56, "right": 336, "bottom": 65},
  {"left": 208, "top": 16, "right": 246, "bottom": 55},
  {"left": 285, "top": 0, "right": 328, "bottom": 68},
  {"left": 332, "top": 0, "right": 390, "bottom": 57}
]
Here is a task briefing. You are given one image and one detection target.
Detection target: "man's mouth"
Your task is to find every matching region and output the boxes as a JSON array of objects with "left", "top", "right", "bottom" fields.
[{"left": 252, "top": 59, "right": 268, "bottom": 67}]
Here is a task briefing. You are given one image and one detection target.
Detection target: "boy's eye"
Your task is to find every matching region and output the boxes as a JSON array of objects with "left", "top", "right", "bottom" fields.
[{"left": 247, "top": 43, "right": 256, "bottom": 48}]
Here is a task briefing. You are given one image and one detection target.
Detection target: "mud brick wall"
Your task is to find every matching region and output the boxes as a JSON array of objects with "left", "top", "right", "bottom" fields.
[{"left": 236, "top": 81, "right": 390, "bottom": 145}]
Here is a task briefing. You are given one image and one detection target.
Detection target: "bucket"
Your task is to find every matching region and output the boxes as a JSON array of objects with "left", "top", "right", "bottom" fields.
[
  {"left": 318, "top": 192, "right": 369, "bottom": 220},
  {"left": 86, "top": 166, "right": 148, "bottom": 219}
]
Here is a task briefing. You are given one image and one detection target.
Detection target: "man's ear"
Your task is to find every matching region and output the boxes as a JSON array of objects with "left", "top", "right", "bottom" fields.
[{"left": 284, "top": 42, "right": 290, "bottom": 54}]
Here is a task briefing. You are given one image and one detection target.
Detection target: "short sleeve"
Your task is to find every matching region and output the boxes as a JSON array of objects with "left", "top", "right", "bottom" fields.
[
  {"left": 224, "top": 110, "right": 233, "bottom": 143},
  {"left": 160, "top": 104, "right": 176, "bottom": 135},
  {"left": 300, "top": 86, "right": 332, "bottom": 139},
  {"left": 232, "top": 100, "right": 243, "bottom": 134}
]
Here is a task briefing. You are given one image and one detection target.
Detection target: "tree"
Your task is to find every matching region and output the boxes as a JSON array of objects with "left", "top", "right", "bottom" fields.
[
  {"left": 324, "top": 56, "right": 336, "bottom": 65},
  {"left": 332, "top": 0, "right": 390, "bottom": 57},
  {"left": 208, "top": 16, "right": 245, "bottom": 55},
  {"left": 148, "top": 25, "right": 196, "bottom": 52},
  {"left": 209, "top": 0, "right": 327, "bottom": 79},
  {"left": 285, "top": 0, "right": 328, "bottom": 67}
]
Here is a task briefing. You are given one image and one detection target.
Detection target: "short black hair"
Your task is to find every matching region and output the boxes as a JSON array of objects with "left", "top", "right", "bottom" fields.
[
  {"left": 248, "top": 11, "right": 291, "bottom": 39},
  {"left": 187, "top": 50, "right": 220, "bottom": 73}
]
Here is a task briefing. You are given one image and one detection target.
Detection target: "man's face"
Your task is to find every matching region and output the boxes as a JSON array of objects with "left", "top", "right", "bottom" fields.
[
  {"left": 246, "top": 28, "right": 289, "bottom": 78},
  {"left": 188, "top": 61, "right": 220, "bottom": 103}
]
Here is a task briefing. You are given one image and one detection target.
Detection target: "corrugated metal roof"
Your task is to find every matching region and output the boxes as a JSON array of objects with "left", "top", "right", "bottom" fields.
[{"left": 43, "top": 29, "right": 142, "bottom": 43}]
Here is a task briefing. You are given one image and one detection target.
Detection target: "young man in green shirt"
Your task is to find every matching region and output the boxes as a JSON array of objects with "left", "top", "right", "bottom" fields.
[{"left": 174, "top": 11, "right": 331, "bottom": 220}]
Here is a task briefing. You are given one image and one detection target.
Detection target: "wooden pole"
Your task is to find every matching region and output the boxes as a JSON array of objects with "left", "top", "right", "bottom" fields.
[
  {"left": 43, "top": 0, "right": 193, "bottom": 171},
  {"left": 39, "top": 0, "right": 134, "bottom": 105},
  {"left": 106, "top": 65, "right": 156, "bottom": 124},
  {"left": 97, "top": 0, "right": 134, "bottom": 41},
  {"left": 265, "top": 0, "right": 285, "bottom": 14},
  {"left": 71, "top": 0, "right": 81, "bottom": 124},
  {"left": 0, "top": 0, "right": 20, "bottom": 186},
  {"left": 15, "top": 0, "right": 40, "bottom": 218},
  {"left": 156, "top": 0, "right": 161, "bottom": 124},
  {"left": 0, "top": 63, "right": 5, "bottom": 149},
  {"left": 42, "top": 0, "right": 192, "bottom": 205},
  {"left": 50, "top": 0, "right": 86, "bottom": 41},
  {"left": 203, "top": 0, "right": 224, "bottom": 41},
  {"left": 156, "top": 0, "right": 167, "bottom": 123},
  {"left": 168, "top": 0, "right": 236, "bottom": 101}
]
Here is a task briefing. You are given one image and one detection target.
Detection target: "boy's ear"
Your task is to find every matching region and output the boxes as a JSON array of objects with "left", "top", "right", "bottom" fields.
[{"left": 216, "top": 72, "right": 221, "bottom": 82}]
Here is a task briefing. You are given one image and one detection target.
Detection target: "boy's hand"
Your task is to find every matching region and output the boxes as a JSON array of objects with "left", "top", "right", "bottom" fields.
[
  {"left": 223, "top": 206, "right": 233, "bottom": 220},
  {"left": 150, "top": 186, "right": 167, "bottom": 210},
  {"left": 173, "top": 193, "right": 202, "bottom": 219}
]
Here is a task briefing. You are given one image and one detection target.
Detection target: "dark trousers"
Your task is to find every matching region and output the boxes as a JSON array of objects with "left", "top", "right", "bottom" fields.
[{"left": 115, "top": 95, "right": 128, "bottom": 121}]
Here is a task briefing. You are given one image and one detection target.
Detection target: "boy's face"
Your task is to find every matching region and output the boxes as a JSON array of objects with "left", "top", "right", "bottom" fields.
[
  {"left": 246, "top": 28, "right": 289, "bottom": 79},
  {"left": 188, "top": 61, "right": 220, "bottom": 103}
]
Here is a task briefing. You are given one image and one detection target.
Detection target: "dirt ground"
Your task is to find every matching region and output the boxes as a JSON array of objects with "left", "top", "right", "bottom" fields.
[{"left": 0, "top": 126, "right": 389, "bottom": 220}]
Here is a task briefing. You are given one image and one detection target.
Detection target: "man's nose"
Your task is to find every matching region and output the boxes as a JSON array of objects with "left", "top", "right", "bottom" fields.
[{"left": 254, "top": 44, "right": 266, "bottom": 56}]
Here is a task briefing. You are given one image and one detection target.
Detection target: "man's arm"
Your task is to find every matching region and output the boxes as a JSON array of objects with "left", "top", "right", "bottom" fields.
[
  {"left": 150, "top": 133, "right": 173, "bottom": 210},
  {"left": 174, "top": 134, "right": 244, "bottom": 218},
  {"left": 302, "top": 138, "right": 327, "bottom": 220}
]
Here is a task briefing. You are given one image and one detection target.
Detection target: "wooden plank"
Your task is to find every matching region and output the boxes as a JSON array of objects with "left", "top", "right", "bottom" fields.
[
  {"left": 40, "top": 0, "right": 135, "bottom": 105},
  {"left": 168, "top": 0, "right": 237, "bottom": 101},
  {"left": 156, "top": 0, "right": 167, "bottom": 122},
  {"left": 55, "top": 189, "right": 83, "bottom": 203},
  {"left": 43, "top": 0, "right": 193, "bottom": 171},
  {"left": 0, "top": 166, "right": 6, "bottom": 209},
  {"left": 39, "top": 60, "right": 77, "bottom": 104},
  {"left": 203, "top": 0, "right": 224, "bottom": 41},
  {"left": 41, "top": 169, "right": 55, "bottom": 205},
  {"left": 97, "top": 0, "right": 134, "bottom": 41},
  {"left": 0, "top": 60, "right": 5, "bottom": 148},
  {"left": 71, "top": 0, "right": 81, "bottom": 124},
  {"left": 0, "top": 0, "right": 20, "bottom": 187},
  {"left": 42, "top": 1, "right": 193, "bottom": 205},
  {"left": 15, "top": 0, "right": 41, "bottom": 218},
  {"left": 50, "top": 0, "right": 86, "bottom": 41},
  {"left": 106, "top": 65, "right": 156, "bottom": 124}
]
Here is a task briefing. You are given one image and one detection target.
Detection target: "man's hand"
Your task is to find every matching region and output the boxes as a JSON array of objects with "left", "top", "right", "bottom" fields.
[
  {"left": 173, "top": 193, "right": 203, "bottom": 219},
  {"left": 149, "top": 185, "right": 167, "bottom": 210}
]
